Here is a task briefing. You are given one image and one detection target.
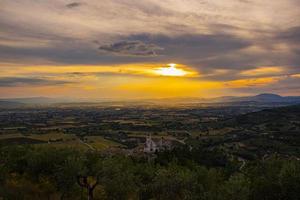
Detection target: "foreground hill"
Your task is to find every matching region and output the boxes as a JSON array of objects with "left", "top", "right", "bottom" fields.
[
  {"left": 188, "top": 104, "right": 300, "bottom": 160},
  {"left": 223, "top": 104, "right": 300, "bottom": 130}
]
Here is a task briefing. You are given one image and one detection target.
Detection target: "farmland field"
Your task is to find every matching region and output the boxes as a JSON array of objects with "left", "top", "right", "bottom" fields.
[{"left": 0, "top": 132, "right": 122, "bottom": 151}]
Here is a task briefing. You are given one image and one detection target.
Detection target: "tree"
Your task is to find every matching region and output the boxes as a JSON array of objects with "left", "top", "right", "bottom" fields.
[
  {"left": 54, "top": 155, "right": 82, "bottom": 199},
  {"left": 222, "top": 173, "right": 250, "bottom": 200},
  {"left": 150, "top": 163, "right": 195, "bottom": 200},
  {"left": 279, "top": 161, "right": 300, "bottom": 200},
  {"left": 77, "top": 175, "right": 99, "bottom": 200}
]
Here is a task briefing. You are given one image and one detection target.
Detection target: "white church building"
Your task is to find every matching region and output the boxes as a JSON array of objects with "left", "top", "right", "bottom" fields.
[{"left": 143, "top": 134, "right": 171, "bottom": 153}]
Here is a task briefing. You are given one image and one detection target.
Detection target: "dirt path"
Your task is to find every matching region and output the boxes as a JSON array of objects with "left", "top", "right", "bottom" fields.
[{"left": 79, "top": 139, "right": 95, "bottom": 150}]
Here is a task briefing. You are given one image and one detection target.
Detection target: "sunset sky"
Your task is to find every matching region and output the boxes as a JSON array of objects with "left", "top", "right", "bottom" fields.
[{"left": 0, "top": 0, "right": 299, "bottom": 99}]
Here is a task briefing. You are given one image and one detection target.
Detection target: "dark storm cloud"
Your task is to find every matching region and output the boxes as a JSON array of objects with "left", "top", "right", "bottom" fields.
[
  {"left": 0, "top": 41, "right": 163, "bottom": 65},
  {"left": 0, "top": 29, "right": 299, "bottom": 78},
  {"left": 0, "top": 32, "right": 251, "bottom": 67},
  {"left": 277, "top": 26, "right": 300, "bottom": 44},
  {"left": 230, "top": 76, "right": 300, "bottom": 95},
  {"left": 66, "top": 2, "right": 83, "bottom": 8},
  {"left": 191, "top": 26, "right": 300, "bottom": 75},
  {"left": 127, "top": 33, "right": 252, "bottom": 59},
  {"left": 0, "top": 32, "right": 251, "bottom": 65},
  {"left": 99, "top": 41, "right": 163, "bottom": 56},
  {"left": 121, "top": 27, "right": 300, "bottom": 76},
  {"left": 191, "top": 51, "right": 297, "bottom": 75},
  {"left": 0, "top": 77, "right": 72, "bottom": 87},
  {"left": 123, "top": 33, "right": 253, "bottom": 72}
]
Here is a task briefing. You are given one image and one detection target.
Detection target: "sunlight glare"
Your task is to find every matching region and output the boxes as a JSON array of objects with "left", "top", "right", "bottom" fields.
[{"left": 153, "top": 63, "right": 188, "bottom": 77}]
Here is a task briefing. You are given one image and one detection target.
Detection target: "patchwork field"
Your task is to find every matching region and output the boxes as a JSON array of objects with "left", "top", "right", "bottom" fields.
[{"left": 0, "top": 132, "right": 122, "bottom": 151}]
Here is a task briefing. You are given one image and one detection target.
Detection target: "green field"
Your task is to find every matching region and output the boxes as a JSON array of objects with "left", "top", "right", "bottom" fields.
[
  {"left": 84, "top": 136, "right": 123, "bottom": 150},
  {"left": 0, "top": 132, "right": 122, "bottom": 151}
]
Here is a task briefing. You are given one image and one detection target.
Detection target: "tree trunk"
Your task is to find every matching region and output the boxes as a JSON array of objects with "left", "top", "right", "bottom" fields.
[
  {"left": 60, "top": 192, "right": 65, "bottom": 200},
  {"left": 77, "top": 176, "right": 98, "bottom": 200},
  {"left": 88, "top": 187, "right": 94, "bottom": 200}
]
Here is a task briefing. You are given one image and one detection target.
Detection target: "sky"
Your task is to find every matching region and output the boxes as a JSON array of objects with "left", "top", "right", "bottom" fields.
[{"left": 0, "top": 0, "right": 299, "bottom": 99}]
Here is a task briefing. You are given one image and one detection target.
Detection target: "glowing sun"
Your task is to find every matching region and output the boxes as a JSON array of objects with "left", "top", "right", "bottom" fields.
[{"left": 153, "top": 63, "right": 188, "bottom": 77}]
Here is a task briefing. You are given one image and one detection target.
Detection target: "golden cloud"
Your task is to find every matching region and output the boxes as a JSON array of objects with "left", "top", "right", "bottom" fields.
[
  {"left": 224, "top": 77, "right": 282, "bottom": 88},
  {"left": 291, "top": 73, "right": 300, "bottom": 78},
  {"left": 0, "top": 63, "right": 199, "bottom": 78},
  {"left": 240, "top": 66, "right": 285, "bottom": 77}
]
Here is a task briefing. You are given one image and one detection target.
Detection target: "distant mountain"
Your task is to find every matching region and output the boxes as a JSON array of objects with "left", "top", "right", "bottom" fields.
[
  {"left": 0, "top": 97, "right": 69, "bottom": 105},
  {"left": 211, "top": 93, "right": 300, "bottom": 103},
  {"left": 146, "top": 94, "right": 300, "bottom": 105},
  {"left": 243, "top": 93, "right": 283, "bottom": 102},
  {"left": 0, "top": 94, "right": 299, "bottom": 108},
  {"left": 0, "top": 100, "right": 25, "bottom": 108}
]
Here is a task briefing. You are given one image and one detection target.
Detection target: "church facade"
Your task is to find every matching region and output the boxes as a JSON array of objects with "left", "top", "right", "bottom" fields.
[{"left": 143, "top": 134, "right": 171, "bottom": 153}]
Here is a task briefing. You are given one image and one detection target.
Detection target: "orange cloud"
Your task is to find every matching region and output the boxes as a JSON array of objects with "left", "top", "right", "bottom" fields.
[
  {"left": 0, "top": 63, "right": 294, "bottom": 99},
  {"left": 0, "top": 63, "right": 199, "bottom": 78},
  {"left": 240, "top": 66, "right": 285, "bottom": 76},
  {"left": 224, "top": 77, "right": 282, "bottom": 88},
  {"left": 291, "top": 73, "right": 300, "bottom": 78}
]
